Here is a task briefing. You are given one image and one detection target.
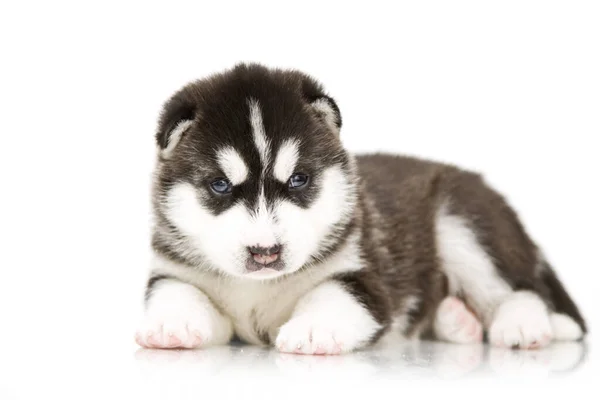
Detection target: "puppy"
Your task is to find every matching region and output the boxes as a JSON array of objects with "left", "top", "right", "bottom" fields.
[{"left": 136, "top": 63, "right": 586, "bottom": 354}]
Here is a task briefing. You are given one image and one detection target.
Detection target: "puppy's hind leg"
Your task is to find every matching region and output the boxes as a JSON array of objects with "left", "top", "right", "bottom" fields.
[
  {"left": 434, "top": 171, "right": 586, "bottom": 349},
  {"left": 435, "top": 203, "right": 554, "bottom": 349},
  {"left": 488, "top": 290, "right": 553, "bottom": 349}
]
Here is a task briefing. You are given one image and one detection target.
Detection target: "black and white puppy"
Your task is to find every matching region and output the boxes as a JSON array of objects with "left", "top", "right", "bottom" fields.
[{"left": 136, "top": 63, "right": 587, "bottom": 355}]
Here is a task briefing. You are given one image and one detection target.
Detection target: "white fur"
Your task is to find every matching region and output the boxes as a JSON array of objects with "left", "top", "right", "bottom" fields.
[
  {"left": 550, "top": 312, "right": 583, "bottom": 341},
  {"left": 311, "top": 98, "right": 339, "bottom": 134},
  {"left": 161, "top": 119, "right": 193, "bottom": 158},
  {"left": 435, "top": 201, "right": 512, "bottom": 325},
  {"left": 434, "top": 297, "right": 483, "bottom": 344},
  {"left": 248, "top": 98, "right": 270, "bottom": 168},
  {"left": 275, "top": 281, "right": 380, "bottom": 354},
  {"left": 489, "top": 291, "right": 553, "bottom": 349},
  {"left": 163, "top": 183, "right": 251, "bottom": 275},
  {"left": 273, "top": 139, "right": 299, "bottom": 183},
  {"left": 150, "top": 232, "right": 365, "bottom": 345},
  {"left": 216, "top": 146, "right": 249, "bottom": 185},
  {"left": 136, "top": 279, "right": 233, "bottom": 348},
  {"left": 163, "top": 163, "right": 355, "bottom": 278}
]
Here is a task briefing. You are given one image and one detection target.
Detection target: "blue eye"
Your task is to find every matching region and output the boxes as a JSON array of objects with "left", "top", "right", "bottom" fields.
[
  {"left": 288, "top": 173, "right": 309, "bottom": 189},
  {"left": 210, "top": 178, "right": 232, "bottom": 194}
]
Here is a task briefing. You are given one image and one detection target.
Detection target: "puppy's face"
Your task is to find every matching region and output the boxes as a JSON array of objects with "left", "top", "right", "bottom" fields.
[{"left": 153, "top": 64, "right": 357, "bottom": 280}]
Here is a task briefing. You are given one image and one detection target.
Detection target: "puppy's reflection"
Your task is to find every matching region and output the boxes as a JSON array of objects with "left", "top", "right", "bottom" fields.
[
  {"left": 487, "top": 341, "right": 588, "bottom": 376},
  {"left": 134, "top": 346, "right": 239, "bottom": 380},
  {"left": 273, "top": 351, "right": 380, "bottom": 378},
  {"left": 133, "top": 339, "right": 587, "bottom": 379}
]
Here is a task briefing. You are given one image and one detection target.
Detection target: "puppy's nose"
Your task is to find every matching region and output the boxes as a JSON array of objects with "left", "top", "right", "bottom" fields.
[{"left": 247, "top": 244, "right": 281, "bottom": 267}]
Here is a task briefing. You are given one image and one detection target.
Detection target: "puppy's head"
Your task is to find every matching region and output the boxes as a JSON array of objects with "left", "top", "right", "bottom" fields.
[{"left": 153, "top": 63, "right": 357, "bottom": 280}]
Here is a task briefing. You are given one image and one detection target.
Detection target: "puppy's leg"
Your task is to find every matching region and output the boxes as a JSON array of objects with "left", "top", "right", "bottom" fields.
[
  {"left": 275, "top": 280, "right": 383, "bottom": 355},
  {"left": 434, "top": 171, "right": 586, "bottom": 349},
  {"left": 136, "top": 276, "right": 233, "bottom": 349}
]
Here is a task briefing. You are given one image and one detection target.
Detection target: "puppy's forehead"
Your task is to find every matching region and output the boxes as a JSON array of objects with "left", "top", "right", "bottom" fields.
[
  {"left": 198, "top": 86, "right": 312, "bottom": 148},
  {"left": 211, "top": 96, "right": 306, "bottom": 186},
  {"left": 193, "top": 82, "right": 319, "bottom": 178}
]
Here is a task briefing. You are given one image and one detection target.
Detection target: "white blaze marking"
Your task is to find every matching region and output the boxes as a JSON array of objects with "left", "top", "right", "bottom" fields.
[
  {"left": 248, "top": 98, "right": 270, "bottom": 168},
  {"left": 216, "top": 146, "right": 249, "bottom": 185},
  {"left": 273, "top": 139, "right": 299, "bottom": 183},
  {"left": 248, "top": 98, "right": 277, "bottom": 245},
  {"left": 250, "top": 187, "right": 278, "bottom": 248}
]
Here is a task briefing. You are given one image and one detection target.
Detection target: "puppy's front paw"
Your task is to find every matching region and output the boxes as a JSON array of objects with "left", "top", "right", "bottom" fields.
[
  {"left": 135, "top": 311, "right": 208, "bottom": 349},
  {"left": 275, "top": 281, "right": 381, "bottom": 355},
  {"left": 275, "top": 315, "right": 370, "bottom": 355},
  {"left": 276, "top": 316, "right": 344, "bottom": 355},
  {"left": 135, "top": 280, "right": 232, "bottom": 349}
]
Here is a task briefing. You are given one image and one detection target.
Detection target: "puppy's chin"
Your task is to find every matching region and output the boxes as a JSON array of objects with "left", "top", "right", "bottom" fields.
[
  {"left": 244, "top": 267, "right": 287, "bottom": 281},
  {"left": 240, "top": 261, "right": 305, "bottom": 281}
]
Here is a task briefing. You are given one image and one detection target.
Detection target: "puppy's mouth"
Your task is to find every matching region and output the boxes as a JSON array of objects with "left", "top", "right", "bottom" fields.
[{"left": 246, "top": 245, "right": 285, "bottom": 274}]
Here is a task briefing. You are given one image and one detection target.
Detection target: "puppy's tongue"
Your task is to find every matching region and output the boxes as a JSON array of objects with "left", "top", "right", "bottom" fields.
[{"left": 253, "top": 254, "right": 278, "bottom": 265}]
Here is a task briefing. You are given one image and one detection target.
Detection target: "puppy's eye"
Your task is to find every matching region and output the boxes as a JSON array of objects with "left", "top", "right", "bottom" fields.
[
  {"left": 288, "top": 173, "right": 309, "bottom": 189},
  {"left": 210, "top": 178, "right": 232, "bottom": 194}
]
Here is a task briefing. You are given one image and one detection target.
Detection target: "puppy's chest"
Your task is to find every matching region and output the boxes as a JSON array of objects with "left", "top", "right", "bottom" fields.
[{"left": 199, "top": 276, "right": 312, "bottom": 345}]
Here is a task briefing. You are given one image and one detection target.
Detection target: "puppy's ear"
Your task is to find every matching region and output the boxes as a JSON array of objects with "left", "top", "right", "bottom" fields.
[
  {"left": 155, "top": 90, "right": 197, "bottom": 159},
  {"left": 309, "top": 95, "right": 342, "bottom": 136},
  {"left": 300, "top": 75, "right": 342, "bottom": 136}
]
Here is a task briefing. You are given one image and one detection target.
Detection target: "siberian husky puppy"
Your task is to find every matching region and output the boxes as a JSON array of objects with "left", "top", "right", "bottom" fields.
[{"left": 136, "top": 63, "right": 586, "bottom": 354}]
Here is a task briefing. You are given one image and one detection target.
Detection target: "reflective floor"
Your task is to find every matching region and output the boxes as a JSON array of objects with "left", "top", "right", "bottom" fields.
[
  {"left": 134, "top": 339, "right": 590, "bottom": 380},
  {"left": 1, "top": 338, "right": 593, "bottom": 399}
]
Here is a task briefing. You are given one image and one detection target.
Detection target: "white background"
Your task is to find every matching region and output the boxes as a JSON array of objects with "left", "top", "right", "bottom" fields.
[{"left": 0, "top": 1, "right": 598, "bottom": 398}]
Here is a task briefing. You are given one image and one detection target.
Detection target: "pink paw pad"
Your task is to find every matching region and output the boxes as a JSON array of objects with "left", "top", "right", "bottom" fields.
[
  {"left": 166, "top": 333, "right": 182, "bottom": 348},
  {"left": 147, "top": 333, "right": 162, "bottom": 348},
  {"left": 189, "top": 332, "right": 202, "bottom": 348}
]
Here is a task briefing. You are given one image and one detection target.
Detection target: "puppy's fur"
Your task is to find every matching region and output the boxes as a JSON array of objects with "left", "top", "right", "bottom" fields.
[{"left": 136, "top": 63, "right": 586, "bottom": 354}]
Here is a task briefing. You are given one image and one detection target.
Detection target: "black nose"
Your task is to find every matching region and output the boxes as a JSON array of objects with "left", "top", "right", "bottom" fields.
[{"left": 248, "top": 244, "right": 281, "bottom": 256}]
